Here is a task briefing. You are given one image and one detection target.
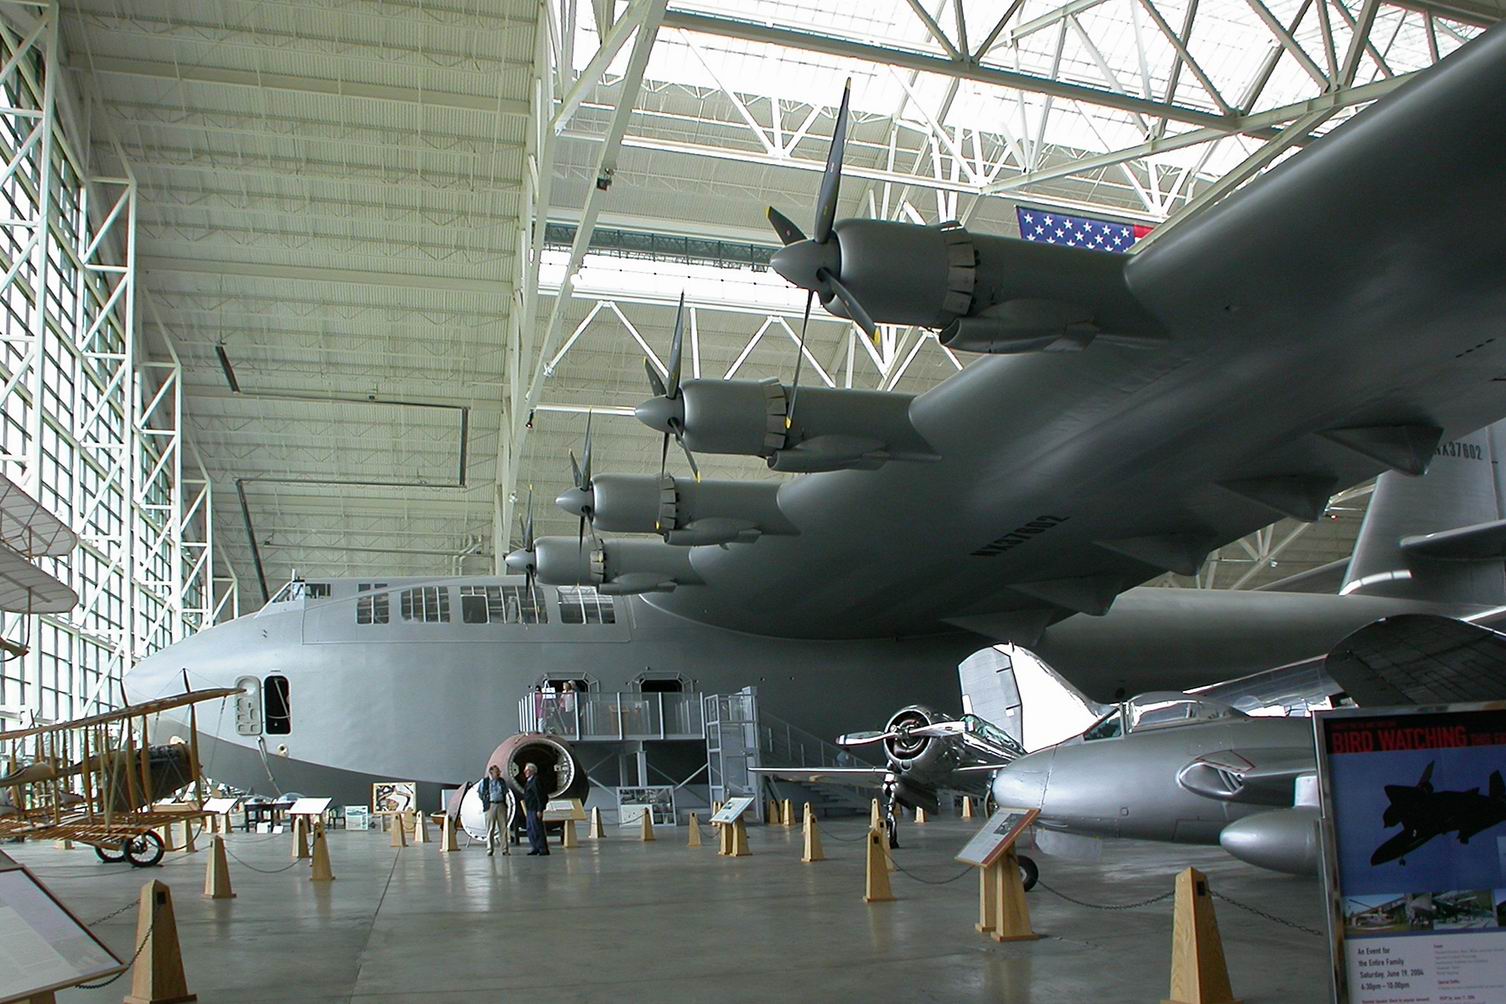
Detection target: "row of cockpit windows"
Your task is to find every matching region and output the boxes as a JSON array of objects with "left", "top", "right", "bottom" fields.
[{"left": 337, "top": 583, "right": 614, "bottom": 626}]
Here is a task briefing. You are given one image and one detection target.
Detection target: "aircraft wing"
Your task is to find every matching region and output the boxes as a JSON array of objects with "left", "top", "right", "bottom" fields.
[
  {"left": 1325, "top": 615, "right": 1506, "bottom": 706},
  {"left": 1176, "top": 748, "right": 1315, "bottom": 806},
  {"left": 749, "top": 767, "right": 890, "bottom": 787},
  {"left": 623, "top": 28, "right": 1506, "bottom": 649}
]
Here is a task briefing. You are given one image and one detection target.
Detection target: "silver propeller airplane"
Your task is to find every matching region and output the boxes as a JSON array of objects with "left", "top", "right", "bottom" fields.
[{"left": 124, "top": 30, "right": 1506, "bottom": 810}]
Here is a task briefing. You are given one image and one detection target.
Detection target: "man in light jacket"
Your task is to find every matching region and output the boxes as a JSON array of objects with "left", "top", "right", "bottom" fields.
[{"left": 479, "top": 764, "right": 511, "bottom": 856}]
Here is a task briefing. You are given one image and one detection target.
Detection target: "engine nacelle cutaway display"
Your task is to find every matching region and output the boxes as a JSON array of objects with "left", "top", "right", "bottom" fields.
[
  {"left": 533, "top": 536, "right": 703, "bottom": 594},
  {"left": 580, "top": 474, "right": 797, "bottom": 546},
  {"left": 450, "top": 733, "right": 591, "bottom": 841},
  {"left": 637, "top": 378, "right": 936, "bottom": 473}
]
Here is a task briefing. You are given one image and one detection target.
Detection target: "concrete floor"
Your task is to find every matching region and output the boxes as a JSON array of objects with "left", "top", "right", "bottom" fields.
[{"left": 10, "top": 816, "right": 1332, "bottom": 1002}]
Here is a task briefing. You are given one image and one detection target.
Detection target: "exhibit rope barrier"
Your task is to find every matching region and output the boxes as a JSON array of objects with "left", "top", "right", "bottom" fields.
[
  {"left": 89, "top": 897, "right": 143, "bottom": 926},
  {"left": 76, "top": 917, "right": 153, "bottom": 990},
  {"left": 1034, "top": 878, "right": 1176, "bottom": 911},
  {"left": 885, "top": 857, "right": 974, "bottom": 886},
  {"left": 222, "top": 844, "right": 304, "bottom": 874}
]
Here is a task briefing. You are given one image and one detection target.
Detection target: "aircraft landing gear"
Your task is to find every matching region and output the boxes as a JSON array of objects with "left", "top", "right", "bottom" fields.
[
  {"left": 95, "top": 831, "right": 165, "bottom": 867},
  {"left": 1017, "top": 853, "right": 1039, "bottom": 892},
  {"left": 881, "top": 779, "right": 900, "bottom": 848}
]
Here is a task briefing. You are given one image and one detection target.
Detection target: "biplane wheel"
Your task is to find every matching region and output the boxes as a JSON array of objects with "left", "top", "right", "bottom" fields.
[
  {"left": 125, "top": 830, "right": 165, "bottom": 868},
  {"left": 95, "top": 841, "right": 128, "bottom": 864},
  {"left": 1017, "top": 854, "right": 1039, "bottom": 892}
]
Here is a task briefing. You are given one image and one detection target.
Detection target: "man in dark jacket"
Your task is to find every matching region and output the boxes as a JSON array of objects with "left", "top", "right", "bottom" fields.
[
  {"left": 523, "top": 763, "right": 550, "bottom": 856},
  {"left": 478, "top": 764, "right": 511, "bottom": 856}
]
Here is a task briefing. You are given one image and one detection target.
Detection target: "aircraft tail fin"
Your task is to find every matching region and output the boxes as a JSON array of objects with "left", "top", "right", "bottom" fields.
[
  {"left": 1342, "top": 422, "right": 1506, "bottom": 606},
  {"left": 957, "top": 647, "right": 1025, "bottom": 748},
  {"left": 1323, "top": 615, "right": 1506, "bottom": 706},
  {"left": 1490, "top": 770, "right": 1504, "bottom": 801}
]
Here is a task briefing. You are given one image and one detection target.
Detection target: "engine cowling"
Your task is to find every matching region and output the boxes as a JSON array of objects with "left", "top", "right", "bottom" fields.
[
  {"left": 1218, "top": 806, "right": 1320, "bottom": 876},
  {"left": 533, "top": 536, "right": 702, "bottom": 594},
  {"left": 449, "top": 733, "right": 591, "bottom": 841},
  {"left": 882, "top": 705, "right": 964, "bottom": 797},
  {"left": 564, "top": 474, "right": 797, "bottom": 546},
  {"left": 636, "top": 378, "right": 937, "bottom": 473}
]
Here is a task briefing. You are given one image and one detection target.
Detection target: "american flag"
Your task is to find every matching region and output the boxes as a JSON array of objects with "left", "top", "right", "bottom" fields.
[{"left": 1015, "top": 208, "right": 1153, "bottom": 253}]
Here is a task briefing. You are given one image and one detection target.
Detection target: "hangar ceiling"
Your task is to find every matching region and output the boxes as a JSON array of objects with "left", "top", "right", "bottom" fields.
[{"left": 60, "top": 0, "right": 1497, "bottom": 603}]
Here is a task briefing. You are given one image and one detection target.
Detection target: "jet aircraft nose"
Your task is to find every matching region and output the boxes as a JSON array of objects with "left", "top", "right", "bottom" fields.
[
  {"left": 555, "top": 485, "right": 592, "bottom": 518},
  {"left": 991, "top": 749, "right": 1054, "bottom": 810},
  {"left": 633, "top": 394, "right": 683, "bottom": 435},
  {"left": 770, "top": 238, "right": 840, "bottom": 293}
]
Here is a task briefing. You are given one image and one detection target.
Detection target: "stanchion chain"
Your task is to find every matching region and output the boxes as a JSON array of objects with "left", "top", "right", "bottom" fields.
[
  {"left": 1210, "top": 889, "right": 1325, "bottom": 937},
  {"left": 1035, "top": 878, "right": 1176, "bottom": 911}
]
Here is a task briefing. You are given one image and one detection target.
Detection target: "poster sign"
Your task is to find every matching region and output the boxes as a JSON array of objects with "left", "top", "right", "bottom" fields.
[
  {"left": 372, "top": 781, "right": 416, "bottom": 815},
  {"left": 0, "top": 863, "right": 125, "bottom": 999},
  {"left": 710, "top": 796, "right": 755, "bottom": 825},
  {"left": 344, "top": 806, "right": 371, "bottom": 831},
  {"left": 1316, "top": 704, "right": 1506, "bottom": 1004},
  {"left": 617, "top": 785, "right": 676, "bottom": 826},
  {"left": 955, "top": 808, "right": 1040, "bottom": 867}
]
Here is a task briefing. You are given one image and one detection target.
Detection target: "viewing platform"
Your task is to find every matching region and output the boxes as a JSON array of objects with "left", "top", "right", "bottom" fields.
[{"left": 518, "top": 690, "right": 705, "bottom": 742}]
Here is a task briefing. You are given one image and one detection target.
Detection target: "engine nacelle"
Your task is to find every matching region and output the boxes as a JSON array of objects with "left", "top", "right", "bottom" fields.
[
  {"left": 533, "top": 536, "right": 702, "bottom": 594},
  {"left": 449, "top": 733, "right": 591, "bottom": 840},
  {"left": 583, "top": 474, "right": 797, "bottom": 546},
  {"left": 637, "top": 378, "right": 937, "bottom": 473}
]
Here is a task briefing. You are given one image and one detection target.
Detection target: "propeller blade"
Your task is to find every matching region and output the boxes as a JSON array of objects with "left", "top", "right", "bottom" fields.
[
  {"left": 813, "top": 78, "right": 851, "bottom": 245},
  {"left": 569, "top": 451, "right": 582, "bottom": 491},
  {"left": 667, "top": 293, "right": 685, "bottom": 398},
  {"left": 523, "top": 490, "right": 534, "bottom": 551},
  {"left": 1419, "top": 761, "right": 1435, "bottom": 788},
  {"left": 644, "top": 357, "right": 667, "bottom": 399},
  {"left": 824, "top": 270, "right": 877, "bottom": 339},
  {"left": 836, "top": 730, "right": 897, "bottom": 748},
  {"left": 673, "top": 424, "right": 700, "bottom": 481},
  {"left": 577, "top": 514, "right": 586, "bottom": 553},
  {"left": 766, "top": 206, "right": 807, "bottom": 246},
  {"left": 580, "top": 411, "right": 593, "bottom": 488},
  {"left": 785, "top": 289, "right": 815, "bottom": 431},
  {"left": 659, "top": 431, "right": 671, "bottom": 481}
]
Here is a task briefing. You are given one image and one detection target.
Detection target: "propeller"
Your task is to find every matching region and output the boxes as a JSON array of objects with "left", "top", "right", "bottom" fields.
[
  {"left": 764, "top": 79, "right": 876, "bottom": 427},
  {"left": 570, "top": 412, "right": 595, "bottom": 552},
  {"left": 503, "top": 489, "right": 537, "bottom": 591},
  {"left": 636, "top": 293, "right": 700, "bottom": 481}
]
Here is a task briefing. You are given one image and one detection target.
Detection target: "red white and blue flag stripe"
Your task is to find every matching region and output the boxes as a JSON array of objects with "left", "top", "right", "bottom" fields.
[{"left": 1015, "top": 207, "right": 1153, "bottom": 253}]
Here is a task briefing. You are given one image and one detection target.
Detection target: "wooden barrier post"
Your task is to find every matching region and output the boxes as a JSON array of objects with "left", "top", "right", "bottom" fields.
[
  {"left": 204, "top": 836, "right": 234, "bottom": 900},
  {"left": 781, "top": 798, "right": 795, "bottom": 828},
  {"left": 588, "top": 806, "right": 606, "bottom": 839},
  {"left": 915, "top": 806, "right": 927, "bottom": 824},
  {"left": 961, "top": 796, "right": 974, "bottom": 819},
  {"left": 1164, "top": 867, "right": 1241, "bottom": 1004},
  {"left": 863, "top": 828, "right": 895, "bottom": 903},
  {"left": 869, "top": 798, "right": 881, "bottom": 830},
  {"left": 766, "top": 799, "right": 780, "bottom": 825},
  {"left": 413, "top": 811, "right": 431, "bottom": 844},
  {"left": 639, "top": 809, "right": 656, "bottom": 842},
  {"left": 687, "top": 812, "right": 702, "bottom": 848},
  {"left": 180, "top": 818, "right": 197, "bottom": 854},
  {"left": 989, "top": 847, "right": 1039, "bottom": 942},
  {"left": 159, "top": 823, "right": 177, "bottom": 853},
  {"left": 291, "top": 815, "right": 310, "bottom": 860},
  {"left": 389, "top": 813, "right": 407, "bottom": 848},
  {"left": 123, "top": 880, "right": 196, "bottom": 1004},
  {"left": 729, "top": 817, "right": 750, "bottom": 857},
  {"left": 440, "top": 813, "right": 459, "bottom": 852},
  {"left": 561, "top": 819, "right": 579, "bottom": 848},
  {"left": 801, "top": 803, "right": 824, "bottom": 863},
  {"left": 310, "top": 821, "right": 336, "bottom": 882}
]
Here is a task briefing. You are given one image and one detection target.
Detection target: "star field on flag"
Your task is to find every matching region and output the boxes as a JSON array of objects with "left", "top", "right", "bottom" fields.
[{"left": 1015, "top": 208, "right": 1153, "bottom": 253}]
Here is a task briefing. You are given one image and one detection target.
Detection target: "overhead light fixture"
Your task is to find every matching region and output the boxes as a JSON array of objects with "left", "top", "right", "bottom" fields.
[{"left": 215, "top": 344, "right": 241, "bottom": 393}]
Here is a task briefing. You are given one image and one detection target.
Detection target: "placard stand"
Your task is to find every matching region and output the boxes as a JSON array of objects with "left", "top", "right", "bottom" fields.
[
  {"left": 957, "top": 807, "right": 1040, "bottom": 942},
  {"left": 986, "top": 847, "right": 1038, "bottom": 943},
  {"left": 728, "top": 818, "right": 750, "bottom": 856}
]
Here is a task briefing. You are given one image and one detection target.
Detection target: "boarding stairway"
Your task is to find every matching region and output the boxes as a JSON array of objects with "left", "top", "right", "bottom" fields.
[{"left": 756, "top": 710, "right": 874, "bottom": 817}]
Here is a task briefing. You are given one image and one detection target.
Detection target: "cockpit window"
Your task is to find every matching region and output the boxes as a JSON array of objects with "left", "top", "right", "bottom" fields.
[
  {"left": 962, "top": 714, "right": 1025, "bottom": 756},
  {"left": 1082, "top": 709, "right": 1125, "bottom": 741},
  {"left": 305, "top": 582, "right": 330, "bottom": 599},
  {"left": 1125, "top": 694, "right": 1241, "bottom": 732}
]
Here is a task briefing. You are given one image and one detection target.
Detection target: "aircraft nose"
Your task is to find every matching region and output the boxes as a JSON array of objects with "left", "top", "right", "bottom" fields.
[
  {"left": 991, "top": 749, "right": 1054, "bottom": 810},
  {"left": 555, "top": 486, "right": 592, "bottom": 518},
  {"left": 770, "top": 238, "right": 840, "bottom": 292},
  {"left": 503, "top": 548, "right": 534, "bottom": 575},
  {"left": 633, "top": 394, "right": 683, "bottom": 435}
]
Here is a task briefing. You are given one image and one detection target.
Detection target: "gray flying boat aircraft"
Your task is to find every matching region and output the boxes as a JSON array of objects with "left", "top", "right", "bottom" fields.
[{"left": 123, "top": 28, "right": 1506, "bottom": 807}]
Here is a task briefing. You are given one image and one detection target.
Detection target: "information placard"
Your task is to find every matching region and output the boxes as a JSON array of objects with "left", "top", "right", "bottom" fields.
[
  {"left": 288, "top": 797, "right": 332, "bottom": 817},
  {"left": 542, "top": 798, "right": 586, "bottom": 822},
  {"left": 1316, "top": 703, "right": 1506, "bottom": 1004},
  {"left": 202, "top": 796, "right": 238, "bottom": 815},
  {"left": 709, "top": 796, "right": 755, "bottom": 825},
  {"left": 955, "top": 808, "right": 1040, "bottom": 867},
  {"left": 0, "top": 864, "right": 125, "bottom": 1000}
]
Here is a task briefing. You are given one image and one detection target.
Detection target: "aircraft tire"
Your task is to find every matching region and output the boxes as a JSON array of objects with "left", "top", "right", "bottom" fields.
[
  {"left": 1017, "top": 853, "right": 1038, "bottom": 892},
  {"left": 125, "top": 830, "right": 165, "bottom": 868},
  {"left": 95, "top": 841, "right": 128, "bottom": 864}
]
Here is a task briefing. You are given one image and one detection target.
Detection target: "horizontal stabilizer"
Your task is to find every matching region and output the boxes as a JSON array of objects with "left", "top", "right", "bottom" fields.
[
  {"left": 1324, "top": 614, "right": 1506, "bottom": 706},
  {"left": 1255, "top": 557, "right": 1350, "bottom": 593},
  {"left": 1401, "top": 517, "right": 1506, "bottom": 561}
]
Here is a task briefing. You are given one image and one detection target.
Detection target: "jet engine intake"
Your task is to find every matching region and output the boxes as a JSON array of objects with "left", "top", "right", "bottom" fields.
[
  {"left": 533, "top": 536, "right": 702, "bottom": 594},
  {"left": 451, "top": 733, "right": 592, "bottom": 841},
  {"left": 636, "top": 378, "right": 936, "bottom": 473},
  {"left": 565, "top": 474, "right": 797, "bottom": 546}
]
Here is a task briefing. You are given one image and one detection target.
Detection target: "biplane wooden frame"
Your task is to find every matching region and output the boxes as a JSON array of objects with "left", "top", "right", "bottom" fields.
[{"left": 0, "top": 688, "right": 240, "bottom": 864}]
